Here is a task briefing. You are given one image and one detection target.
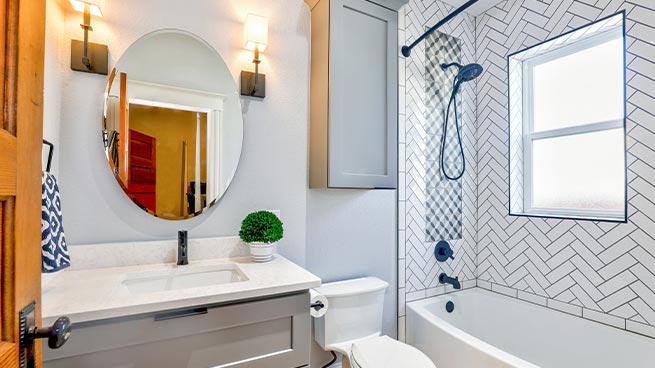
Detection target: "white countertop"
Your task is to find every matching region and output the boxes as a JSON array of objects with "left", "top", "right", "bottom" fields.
[{"left": 42, "top": 255, "right": 321, "bottom": 325}]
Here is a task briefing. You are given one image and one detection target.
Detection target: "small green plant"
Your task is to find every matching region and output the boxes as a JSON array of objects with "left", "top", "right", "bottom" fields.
[{"left": 239, "top": 211, "right": 284, "bottom": 244}]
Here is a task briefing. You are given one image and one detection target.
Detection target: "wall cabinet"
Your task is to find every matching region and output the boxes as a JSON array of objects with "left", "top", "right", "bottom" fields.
[
  {"left": 306, "top": 0, "right": 403, "bottom": 189},
  {"left": 43, "top": 292, "right": 310, "bottom": 368}
]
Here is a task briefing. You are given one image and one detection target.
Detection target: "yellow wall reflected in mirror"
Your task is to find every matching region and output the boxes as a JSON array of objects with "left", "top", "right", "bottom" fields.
[{"left": 129, "top": 105, "right": 208, "bottom": 220}]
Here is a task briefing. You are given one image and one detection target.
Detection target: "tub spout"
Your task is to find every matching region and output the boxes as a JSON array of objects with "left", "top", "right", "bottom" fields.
[{"left": 439, "top": 273, "right": 461, "bottom": 289}]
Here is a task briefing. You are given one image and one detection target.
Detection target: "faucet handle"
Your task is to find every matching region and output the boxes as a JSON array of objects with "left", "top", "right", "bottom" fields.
[{"left": 435, "top": 241, "right": 455, "bottom": 262}]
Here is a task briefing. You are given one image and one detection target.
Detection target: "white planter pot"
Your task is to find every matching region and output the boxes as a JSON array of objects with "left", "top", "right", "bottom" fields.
[{"left": 249, "top": 242, "right": 276, "bottom": 262}]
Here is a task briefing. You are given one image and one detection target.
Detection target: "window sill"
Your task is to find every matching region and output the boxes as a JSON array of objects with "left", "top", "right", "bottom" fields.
[{"left": 509, "top": 211, "right": 627, "bottom": 224}]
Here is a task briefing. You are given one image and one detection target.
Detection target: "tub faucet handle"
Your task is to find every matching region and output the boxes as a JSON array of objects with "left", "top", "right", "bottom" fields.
[{"left": 435, "top": 241, "right": 455, "bottom": 262}]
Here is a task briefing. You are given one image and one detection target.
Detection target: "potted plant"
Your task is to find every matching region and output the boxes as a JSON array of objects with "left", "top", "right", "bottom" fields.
[{"left": 239, "top": 211, "right": 284, "bottom": 262}]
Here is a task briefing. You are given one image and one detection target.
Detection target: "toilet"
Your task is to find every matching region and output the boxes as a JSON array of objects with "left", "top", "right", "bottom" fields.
[{"left": 313, "top": 277, "right": 436, "bottom": 368}]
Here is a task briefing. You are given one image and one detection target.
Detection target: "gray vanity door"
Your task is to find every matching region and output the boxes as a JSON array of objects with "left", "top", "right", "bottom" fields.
[{"left": 329, "top": 0, "right": 398, "bottom": 189}]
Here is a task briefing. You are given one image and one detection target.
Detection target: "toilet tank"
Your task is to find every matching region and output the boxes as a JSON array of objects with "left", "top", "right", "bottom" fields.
[{"left": 313, "top": 277, "right": 388, "bottom": 350}]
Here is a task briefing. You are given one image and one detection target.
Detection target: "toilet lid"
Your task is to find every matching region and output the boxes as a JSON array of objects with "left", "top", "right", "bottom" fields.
[{"left": 350, "top": 336, "right": 436, "bottom": 368}]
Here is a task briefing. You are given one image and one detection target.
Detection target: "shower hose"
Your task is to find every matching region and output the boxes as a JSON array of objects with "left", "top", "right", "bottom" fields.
[{"left": 440, "top": 80, "right": 466, "bottom": 181}]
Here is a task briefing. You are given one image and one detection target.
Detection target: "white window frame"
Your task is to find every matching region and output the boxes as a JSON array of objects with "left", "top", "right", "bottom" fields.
[{"left": 521, "top": 27, "right": 625, "bottom": 221}]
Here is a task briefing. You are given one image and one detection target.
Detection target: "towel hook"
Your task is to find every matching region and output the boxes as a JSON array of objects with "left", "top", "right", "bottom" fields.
[{"left": 43, "top": 139, "right": 54, "bottom": 173}]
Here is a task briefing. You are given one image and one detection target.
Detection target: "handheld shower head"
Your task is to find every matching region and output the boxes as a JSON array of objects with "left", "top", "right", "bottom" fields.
[
  {"left": 457, "top": 63, "right": 484, "bottom": 82},
  {"left": 441, "top": 62, "right": 484, "bottom": 96},
  {"left": 437, "top": 62, "right": 484, "bottom": 181},
  {"left": 441, "top": 62, "right": 484, "bottom": 83}
]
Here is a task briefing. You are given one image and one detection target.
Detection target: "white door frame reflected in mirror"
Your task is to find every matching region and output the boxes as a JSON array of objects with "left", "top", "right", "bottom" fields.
[{"left": 102, "top": 29, "right": 243, "bottom": 220}]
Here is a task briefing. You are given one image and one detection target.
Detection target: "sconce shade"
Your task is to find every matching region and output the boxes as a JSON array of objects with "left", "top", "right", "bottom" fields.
[
  {"left": 69, "top": 0, "right": 104, "bottom": 17},
  {"left": 245, "top": 14, "right": 268, "bottom": 52}
]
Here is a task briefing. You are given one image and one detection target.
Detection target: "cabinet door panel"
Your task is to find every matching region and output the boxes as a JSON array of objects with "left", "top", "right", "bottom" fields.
[
  {"left": 44, "top": 317, "right": 294, "bottom": 368},
  {"left": 44, "top": 293, "right": 310, "bottom": 368},
  {"left": 330, "top": 0, "right": 398, "bottom": 189}
]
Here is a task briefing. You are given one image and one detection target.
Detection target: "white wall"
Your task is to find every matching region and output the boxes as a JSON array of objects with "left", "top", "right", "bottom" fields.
[
  {"left": 399, "top": 0, "right": 655, "bottom": 341},
  {"left": 476, "top": 0, "right": 655, "bottom": 337},
  {"left": 45, "top": 0, "right": 399, "bottom": 355},
  {"left": 306, "top": 189, "right": 398, "bottom": 333},
  {"left": 398, "top": 0, "right": 478, "bottom": 342},
  {"left": 43, "top": 0, "right": 66, "bottom": 176},
  {"left": 53, "top": 0, "right": 311, "bottom": 266}
]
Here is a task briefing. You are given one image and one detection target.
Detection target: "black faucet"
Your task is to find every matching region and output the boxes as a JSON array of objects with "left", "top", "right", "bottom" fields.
[
  {"left": 439, "top": 273, "right": 461, "bottom": 289},
  {"left": 177, "top": 230, "right": 188, "bottom": 265}
]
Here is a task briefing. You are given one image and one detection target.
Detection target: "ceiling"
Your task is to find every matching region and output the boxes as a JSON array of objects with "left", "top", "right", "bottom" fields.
[{"left": 438, "top": 0, "right": 504, "bottom": 16}]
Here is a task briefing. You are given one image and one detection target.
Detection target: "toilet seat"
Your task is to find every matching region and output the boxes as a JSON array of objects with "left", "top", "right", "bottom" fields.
[{"left": 349, "top": 335, "right": 436, "bottom": 368}]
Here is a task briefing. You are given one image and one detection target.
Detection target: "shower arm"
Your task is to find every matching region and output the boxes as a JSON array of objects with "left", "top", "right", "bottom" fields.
[{"left": 401, "top": 0, "right": 479, "bottom": 58}]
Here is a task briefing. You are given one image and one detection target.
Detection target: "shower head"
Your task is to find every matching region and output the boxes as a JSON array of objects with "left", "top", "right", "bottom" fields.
[
  {"left": 458, "top": 63, "right": 484, "bottom": 82},
  {"left": 441, "top": 62, "right": 484, "bottom": 83},
  {"left": 441, "top": 62, "right": 484, "bottom": 97}
]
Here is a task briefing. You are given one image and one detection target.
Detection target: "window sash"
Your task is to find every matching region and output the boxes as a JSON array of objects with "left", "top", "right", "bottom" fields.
[
  {"left": 523, "top": 125, "right": 625, "bottom": 220},
  {"left": 528, "top": 119, "right": 623, "bottom": 141},
  {"left": 521, "top": 31, "right": 625, "bottom": 221},
  {"left": 522, "top": 27, "right": 622, "bottom": 73}
]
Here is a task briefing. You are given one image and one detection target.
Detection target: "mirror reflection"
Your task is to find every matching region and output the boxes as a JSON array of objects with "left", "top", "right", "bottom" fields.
[{"left": 103, "top": 30, "right": 243, "bottom": 220}]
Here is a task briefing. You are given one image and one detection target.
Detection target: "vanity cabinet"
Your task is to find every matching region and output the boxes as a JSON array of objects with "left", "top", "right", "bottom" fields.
[
  {"left": 306, "top": 0, "right": 403, "bottom": 189},
  {"left": 43, "top": 292, "right": 310, "bottom": 368}
]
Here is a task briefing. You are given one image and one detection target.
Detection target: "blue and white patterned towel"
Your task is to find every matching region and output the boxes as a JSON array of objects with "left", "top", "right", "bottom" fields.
[{"left": 42, "top": 172, "right": 70, "bottom": 273}]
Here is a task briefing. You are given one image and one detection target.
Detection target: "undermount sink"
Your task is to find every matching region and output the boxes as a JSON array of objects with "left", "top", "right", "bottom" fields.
[{"left": 122, "top": 264, "right": 248, "bottom": 294}]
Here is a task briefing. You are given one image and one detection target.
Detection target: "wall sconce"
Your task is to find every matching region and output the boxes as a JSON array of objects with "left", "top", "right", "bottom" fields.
[
  {"left": 240, "top": 14, "right": 268, "bottom": 98},
  {"left": 69, "top": 0, "right": 108, "bottom": 75}
]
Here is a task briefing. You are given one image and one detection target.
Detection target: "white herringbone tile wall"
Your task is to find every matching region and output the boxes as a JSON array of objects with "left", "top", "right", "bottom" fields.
[
  {"left": 398, "top": 0, "right": 478, "bottom": 339},
  {"left": 399, "top": 0, "right": 655, "bottom": 339},
  {"left": 477, "top": 0, "right": 655, "bottom": 336}
]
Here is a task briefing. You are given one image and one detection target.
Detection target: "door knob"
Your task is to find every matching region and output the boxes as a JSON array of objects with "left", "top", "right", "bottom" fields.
[
  {"left": 28, "top": 316, "right": 72, "bottom": 349},
  {"left": 20, "top": 303, "right": 72, "bottom": 368}
]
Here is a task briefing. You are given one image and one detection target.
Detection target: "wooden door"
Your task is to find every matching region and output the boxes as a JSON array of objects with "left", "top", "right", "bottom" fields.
[
  {"left": 118, "top": 72, "right": 129, "bottom": 186},
  {"left": 0, "top": 0, "right": 47, "bottom": 367},
  {"left": 127, "top": 130, "right": 156, "bottom": 212}
]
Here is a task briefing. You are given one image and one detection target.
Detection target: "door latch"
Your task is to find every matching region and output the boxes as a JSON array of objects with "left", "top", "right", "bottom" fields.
[{"left": 19, "top": 302, "right": 72, "bottom": 368}]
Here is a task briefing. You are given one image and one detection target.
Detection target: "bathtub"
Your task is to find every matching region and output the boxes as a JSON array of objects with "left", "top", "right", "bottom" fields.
[{"left": 406, "top": 288, "right": 655, "bottom": 368}]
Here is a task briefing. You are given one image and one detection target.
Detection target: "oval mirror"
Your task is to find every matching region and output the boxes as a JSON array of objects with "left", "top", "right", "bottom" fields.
[{"left": 102, "top": 30, "right": 243, "bottom": 220}]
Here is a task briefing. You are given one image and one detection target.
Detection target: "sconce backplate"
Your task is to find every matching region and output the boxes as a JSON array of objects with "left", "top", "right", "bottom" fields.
[
  {"left": 240, "top": 71, "right": 266, "bottom": 98},
  {"left": 71, "top": 39, "right": 108, "bottom": 75}
]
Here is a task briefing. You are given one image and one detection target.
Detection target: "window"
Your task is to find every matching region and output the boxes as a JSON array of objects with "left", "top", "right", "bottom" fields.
[{"left": 508, "top": 12, "right": 626, "bottom": 222}]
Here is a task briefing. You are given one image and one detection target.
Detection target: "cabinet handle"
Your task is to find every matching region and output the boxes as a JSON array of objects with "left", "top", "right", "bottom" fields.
[{"left": 154, "top": 307, "right": 208, "bottom": 321}]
